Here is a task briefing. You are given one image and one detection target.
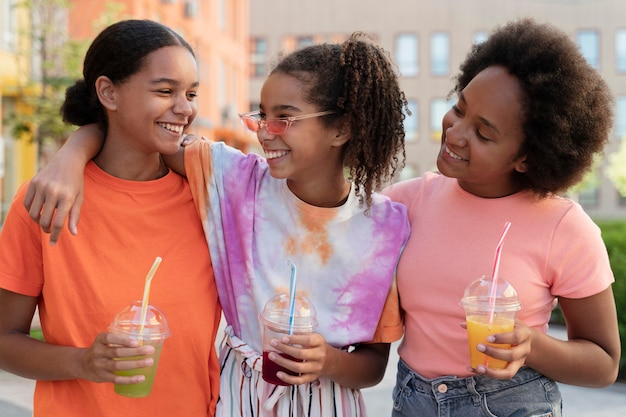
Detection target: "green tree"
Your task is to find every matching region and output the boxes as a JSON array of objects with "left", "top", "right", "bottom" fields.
[
  {"left": 565, "top": 154, "right": 601, "bottom": 202},
  {"left": 5, "top": 0, "right": 124, "bottom": 169},
  {"left": 606, "top": 139, "right": 626, "bottom": 197}
]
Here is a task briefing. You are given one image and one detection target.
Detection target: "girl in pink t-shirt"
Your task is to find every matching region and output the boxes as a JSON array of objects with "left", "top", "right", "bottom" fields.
[{"left": 385, "top": 18, "right": 620, "bottom": 417}]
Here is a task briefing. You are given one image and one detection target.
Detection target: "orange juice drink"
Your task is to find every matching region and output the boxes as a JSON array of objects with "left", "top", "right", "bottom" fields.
[{"left": 466, "top": 315, "right": 514, "bottom": 369}]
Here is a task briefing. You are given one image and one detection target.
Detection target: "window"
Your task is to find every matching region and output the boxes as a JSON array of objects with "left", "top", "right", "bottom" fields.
[
  {"left": 430, "top": 32, "right": 450, "bottom": 76},
  {"left": 217, "top": 0, "right": 226, "bottom": 30},
  {"left": 616, "top": 96, "right": 626, "bottom": 140},
  {"left": 395, "top": 33, "right": 418, "bottom": 77},
  {"left": 183, "top": 0, "right": 199, "bottom": 18},
  {"left": 249, "top": 37, "right": 267, "bottom": 78},
  {"left": 578, "top": 186, "right": 599, "bottom": 209},
  {"left": 404, "top": 99, "right": 419, "bottom": 142},
  {"left": 1, "top": 0, "right": 18, "bottom": 51},
  {"left": 296, "top": 36, "right": 314, "bottom": 49},
  {"left": 430, "top": 98, "right": 451, "bottom": 141},
  {"left": 616, "top": 29, "right": 626, "bottom": 73},
  {"left": 576, "top": 29, "right": 600, "bottom": 69},
  {"left": 473, "top": 31, "right": 488, "bottom": 45}
]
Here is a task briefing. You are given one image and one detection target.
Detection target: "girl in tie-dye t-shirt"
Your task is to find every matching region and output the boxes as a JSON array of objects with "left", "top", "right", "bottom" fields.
[{"left": 184, "top": 33, "right": 410, "bottom": 417}]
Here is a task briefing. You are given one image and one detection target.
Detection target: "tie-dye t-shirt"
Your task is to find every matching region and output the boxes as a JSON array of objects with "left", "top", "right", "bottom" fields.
[{"left": 185, "top": 141, "right": 409, "bottom": 352}]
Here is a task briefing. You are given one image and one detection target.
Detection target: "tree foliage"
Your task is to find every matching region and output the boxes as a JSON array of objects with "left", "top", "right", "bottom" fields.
[
  {"left": 606, "top": 139, "right": 626, "bottom": 197},
  {"left": 4, "top": 0, "right": 124, "bottom": 168}
]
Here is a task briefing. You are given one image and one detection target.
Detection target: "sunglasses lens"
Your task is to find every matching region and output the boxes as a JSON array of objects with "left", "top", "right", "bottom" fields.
[
  {"left": 266, "top": 120, "right": 288, "bottom": 135},
  {"left": 240, "top": 116, "right": 260, "bottom": 132}
]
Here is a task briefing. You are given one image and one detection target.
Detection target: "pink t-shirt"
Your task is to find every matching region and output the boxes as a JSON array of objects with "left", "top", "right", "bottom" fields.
[{"left": 384, "top": 172, "right": 614, "bottom": 378}]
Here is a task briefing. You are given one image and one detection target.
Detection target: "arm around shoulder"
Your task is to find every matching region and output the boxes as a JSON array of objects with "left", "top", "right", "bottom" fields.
[{"left": 24, "top": 124, "right": 105, "bottom": 244}]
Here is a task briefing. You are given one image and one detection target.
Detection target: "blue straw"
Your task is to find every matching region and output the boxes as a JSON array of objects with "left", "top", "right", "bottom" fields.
[{"left": 287, "top": 260, "right": 297, "bottom": 335}]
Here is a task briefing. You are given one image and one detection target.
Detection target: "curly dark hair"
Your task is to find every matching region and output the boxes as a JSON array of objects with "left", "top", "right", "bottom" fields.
[
  {"left": 271, "top": 32, "right": 409, "bottom": 207},
  {"left": 452, "top": 18, "right": 614, "bottom": 196},
  {"left": 61, "top": 19, "right": 195, "bottom": 136}
]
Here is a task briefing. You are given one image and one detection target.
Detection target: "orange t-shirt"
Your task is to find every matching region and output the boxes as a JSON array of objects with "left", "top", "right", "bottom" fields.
[{"left": 0, "top": 162, "right": 221, "bottom": 417}]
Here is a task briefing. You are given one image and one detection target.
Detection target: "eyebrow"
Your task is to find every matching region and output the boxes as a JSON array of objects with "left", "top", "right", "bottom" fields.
[
  {"left": 259, "top": 104, "right": 302, "bottom": 114},
  {"left": 150, "top": 78, "right": 200, "bottom": 88},
  {"left": 459, "top": 92, "right": 501, "bottom": 135}
]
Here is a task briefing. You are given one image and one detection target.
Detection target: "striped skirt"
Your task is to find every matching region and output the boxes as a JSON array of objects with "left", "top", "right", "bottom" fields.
[{"left": 216, "top": 325, "right": 368, "bottom": 417}]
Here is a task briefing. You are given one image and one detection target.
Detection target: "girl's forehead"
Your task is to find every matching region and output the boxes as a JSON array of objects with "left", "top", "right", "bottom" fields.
[
  {"left": 260, "top": 73, "right": 311, "bottom": 111},
  {"left": 137, "top": 46, "right": 198, "bottom": 82}
]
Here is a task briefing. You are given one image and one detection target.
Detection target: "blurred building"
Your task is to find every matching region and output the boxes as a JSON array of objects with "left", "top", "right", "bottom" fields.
[
  {"left": 67, "top": 0, "right": 252, "bottom": 148},
  {"left": 0, "top": 0, "right": 252, "bottom": 223},
  {"left": 0, "top": 0, "right": 36, "bottom": 223},
  {"left": 247, "top": 0, "right": 626, "bottom": 219}
]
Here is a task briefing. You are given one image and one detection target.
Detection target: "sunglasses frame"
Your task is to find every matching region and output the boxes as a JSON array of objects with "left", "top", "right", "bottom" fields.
[{"left": 238, "top": 110, "right": 336, "bottom": 135}]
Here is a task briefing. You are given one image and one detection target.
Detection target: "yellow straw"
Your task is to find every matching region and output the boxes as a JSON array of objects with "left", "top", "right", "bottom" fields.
[{"left": 138, "top": 256, "right": 162, "bottom": 342}]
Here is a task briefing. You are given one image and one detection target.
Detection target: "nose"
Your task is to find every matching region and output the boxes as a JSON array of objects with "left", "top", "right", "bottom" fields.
[
  {"left": 442, "top": 113, "right": 468, "bottom": 147},
  {"left": 173, "top": 96, "right": 195, "bottom": 117},
  {"left": 256, "top": 126, "right": 275, "bottom": 144}
]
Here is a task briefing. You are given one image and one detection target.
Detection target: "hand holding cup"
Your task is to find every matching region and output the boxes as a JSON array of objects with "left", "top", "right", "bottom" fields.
[{"left": 460, "top": 275, "right": 521, "bottom": 370}]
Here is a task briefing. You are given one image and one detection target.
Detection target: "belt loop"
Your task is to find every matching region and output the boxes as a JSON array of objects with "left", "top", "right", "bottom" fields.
[
  {"left": 401, "top": 369, "right": 414, "bottom": 390},
  {"left": 467, "top": 375, "right": 480, "bottom": 396},
  {"left": 399, "top": 361, "right": 415, "bottom": 390}
]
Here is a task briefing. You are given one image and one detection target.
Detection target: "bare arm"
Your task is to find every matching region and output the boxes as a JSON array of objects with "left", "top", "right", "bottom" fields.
[
  {"left": 24, "top": 124, "right": 104, "bottom": 245},
  {"left": 481, "top": 287, "right": 620, "bottom": 387},
  {"left": 527, "top": 288, "right": 620, "bottom": 387},
  {"left": 0, "top": 289, "right": 155, "bottom": 384},
  {"left": 268, "top": 334, "right": 390, "bottom": 389}
]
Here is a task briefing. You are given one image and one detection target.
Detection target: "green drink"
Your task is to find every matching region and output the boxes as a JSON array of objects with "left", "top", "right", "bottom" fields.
[
  {"left": 109, "top": 301, "right": 171, "bottom": 398},
  {"left": 114, "top": 345, "right": 163, "bottom": 397}
]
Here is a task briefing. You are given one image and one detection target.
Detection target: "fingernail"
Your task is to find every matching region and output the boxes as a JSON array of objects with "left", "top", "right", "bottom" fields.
[{"left": 477, "top": 344, "right": 486, "bottom": 352}]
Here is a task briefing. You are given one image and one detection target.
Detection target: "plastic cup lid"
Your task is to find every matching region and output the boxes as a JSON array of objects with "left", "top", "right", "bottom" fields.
[
  {"left": 460, "top": 276, "right": 521, "bottom": 311},
  {"left": 109, "top": 300, "right": 171, "bottom": 340},
  {"left": 260, "top": 293, "right": 318, "bottom": 332}
]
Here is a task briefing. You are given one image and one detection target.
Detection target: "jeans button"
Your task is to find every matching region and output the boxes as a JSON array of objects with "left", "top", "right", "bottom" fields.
[{"left": 437, "top": 384, "right": 448, "bottom": 393}]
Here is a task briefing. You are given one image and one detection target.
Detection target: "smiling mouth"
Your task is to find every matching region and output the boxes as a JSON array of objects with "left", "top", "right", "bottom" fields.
[
  {"left": 264, "top": 150, "right": 289, "bottom": 160},
  {"left": 157, "top": 122, "right": 185, "bottom": 134},
  {"left": 444, "top": 145, "right": 468, "bottom": 161}
]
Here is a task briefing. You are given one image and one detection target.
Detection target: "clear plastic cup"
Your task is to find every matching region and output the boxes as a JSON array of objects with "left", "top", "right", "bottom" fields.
[
  {"left": 109, "top": 301, "right": 171, "bottom": 397},
  {"left": 460, "top": 275, "right": 521, "bottom": 369},
  {"left": 259, "top": 293, "right": 318, "bottom": 386}
]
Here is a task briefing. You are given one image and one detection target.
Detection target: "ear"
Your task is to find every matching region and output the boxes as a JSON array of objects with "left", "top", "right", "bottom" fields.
[
  {"left": 514, "top": 155, "right": 528, "bottom": 173},
  {"left": 331, "top": 119, "right": 351, "bottom": 147},
  {"left": 95, "top": 76, "right": 117, "bottom": 111}
]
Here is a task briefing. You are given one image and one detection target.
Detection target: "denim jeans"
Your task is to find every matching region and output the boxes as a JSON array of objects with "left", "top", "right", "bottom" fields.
[{"left": 392, "top": 359, "right": 562, "bottom": 417}]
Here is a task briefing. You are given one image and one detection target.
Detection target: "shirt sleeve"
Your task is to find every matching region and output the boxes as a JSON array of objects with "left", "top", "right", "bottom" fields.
[
  {"left": 548, "top": 203, "right": 614, "bottom": 298},
  {"left": 0, "top": 183, "right": 44, "bottom": 296},
  {"left": 368, "top": 275, "right": 403, "bottom": 344}
]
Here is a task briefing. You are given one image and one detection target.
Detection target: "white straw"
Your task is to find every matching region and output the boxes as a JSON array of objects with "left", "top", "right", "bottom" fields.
[
  {"left": 287, "top": 260, "right": 297, "bottom": 335},
  {"left": 138, "top": 257, "right": 162, "bottom": 340}
]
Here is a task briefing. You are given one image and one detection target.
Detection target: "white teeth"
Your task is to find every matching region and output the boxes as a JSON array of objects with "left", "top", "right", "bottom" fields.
[
  {"left": 445, "top": 145, "right": 467, "bottom": 161},
  {"left": 158, "top": 122, "right": 184, "bottom": 134},
  {"left": 265, "top": 150, "right": 289, "bottom": 159}
]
